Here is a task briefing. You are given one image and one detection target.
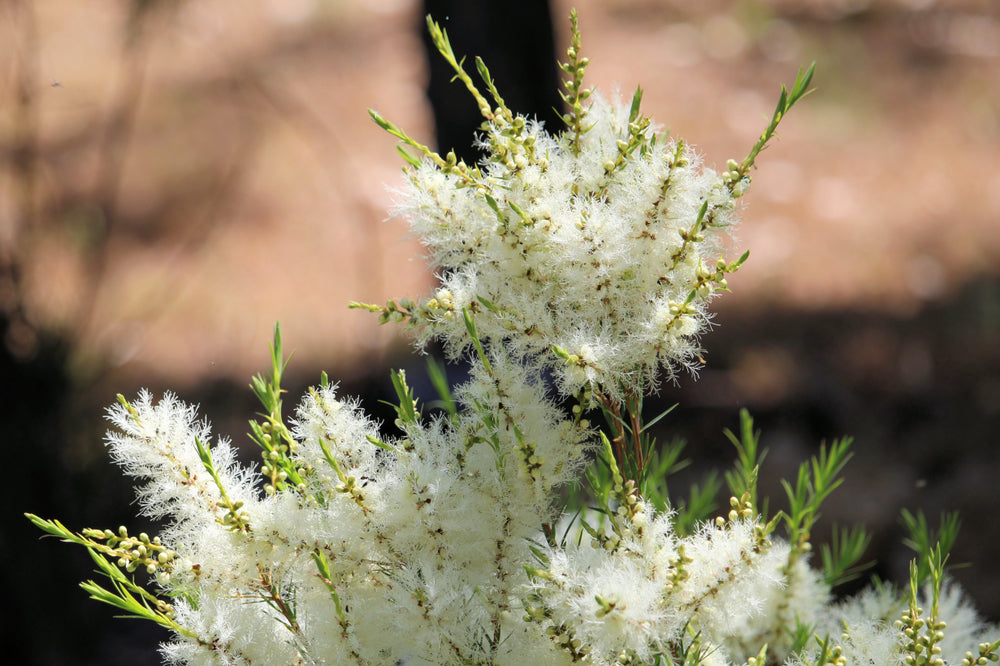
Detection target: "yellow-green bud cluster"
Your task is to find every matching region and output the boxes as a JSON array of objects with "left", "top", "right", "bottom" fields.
[{"left": 82, "top": 526, "right": 177, "bottom": 579}]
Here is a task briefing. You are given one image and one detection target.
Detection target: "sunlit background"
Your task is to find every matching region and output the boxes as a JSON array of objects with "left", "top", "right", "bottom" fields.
[{"left": 3, "top": 0, "right": 998, "bottom": 663}]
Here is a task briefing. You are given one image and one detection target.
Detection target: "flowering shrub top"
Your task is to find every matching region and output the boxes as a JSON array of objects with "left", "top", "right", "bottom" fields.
[
  {"left": 387, "top": 94, "right": 742, "bottom": 398},
  {"left": 366, "top": 19, "right": 751, "bottom": 401}
]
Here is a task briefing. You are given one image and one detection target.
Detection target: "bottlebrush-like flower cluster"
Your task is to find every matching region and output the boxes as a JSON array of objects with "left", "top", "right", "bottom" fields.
[
  {"left": 390, "top": 93, "right": 742, "bottom": 399},
  {"left": 367, "top": 26, "right": 747, "bottom": 400}
]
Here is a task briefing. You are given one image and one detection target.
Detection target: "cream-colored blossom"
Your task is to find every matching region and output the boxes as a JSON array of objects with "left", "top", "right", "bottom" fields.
[{"left": 396, "top": 92, "right": 740, "bottom": 400}]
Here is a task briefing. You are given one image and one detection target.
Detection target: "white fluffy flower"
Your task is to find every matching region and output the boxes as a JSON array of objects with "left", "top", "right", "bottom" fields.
[
  {"left": 104, "top": 390, "right": 258, "bottom": 531},
  {"left": 397, "top": 92, "right": 743, "bottom": 399}
]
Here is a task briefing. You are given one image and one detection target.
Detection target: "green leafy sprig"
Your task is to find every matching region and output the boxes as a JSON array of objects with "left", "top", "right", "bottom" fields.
[
  {"left": 558, "top": 8, "right": 592, "bottom": 156},
  {"left": 248, "top": 324, "right": 305, "bottom": 495},
  {"left": 24, "top": 515, "right": 187, "bottom": 634},
  {"left": 723, "top": 62, "right": 816, "bottom": 197},
  {"left": 780, "top": 437, "right": 854, "bottom": 568}
]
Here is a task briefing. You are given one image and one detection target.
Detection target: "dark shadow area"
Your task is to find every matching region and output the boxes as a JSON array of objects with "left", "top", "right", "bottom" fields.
[
  {"left": 422, "top": 0, "right": 561, "bottom": 164},
  {"left": 1, "top": 318, "right": 172, "bottom": 664}
]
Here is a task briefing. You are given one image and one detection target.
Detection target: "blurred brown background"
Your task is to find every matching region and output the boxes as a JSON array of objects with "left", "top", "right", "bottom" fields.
[{"left": 3, "top": 0, "right": 998, "bottom": 663}]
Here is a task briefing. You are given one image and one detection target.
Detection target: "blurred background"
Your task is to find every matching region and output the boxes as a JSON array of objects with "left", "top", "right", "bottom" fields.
[{"left": 2, "top": 0, "right": 998, "bottom": 663}]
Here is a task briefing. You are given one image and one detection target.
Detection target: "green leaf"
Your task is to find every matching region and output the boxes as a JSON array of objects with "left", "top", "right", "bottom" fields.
[
  {"left": 901, "top": 509, "right": 961, "bottom": 585},
  {"left": 80, "top": 549, "right": 190, "bottom": 636},
  {"left": 476, "top": 295, "right": 501, "bottom": 313},
  {"left": 780, "top": 437, "right": 854, "bottom": 565},
  {"left": 508, "top": 201, "right": 532, "bottom": 226},
  {"left": 463, "top": 309, "right": 493, "bottom": 375},
  {"left": 821, "top": 525, "right": 873, "bottom": 588},
  {"left": 723, "top": 408, "right": 766, "bottom": 518},
  {"left": 673, "top": 471, "right": 722, "bottom": 537},
  {"left": 484, "top": 193, "right": 503, "bottom": 221},
  {"left": 734, "top": 62, "right": 816, "bottom": 187},
  {"left": 396, "top": 145, "right": 421, "bottom": 168},
  {"left": 389, "top": 369, "right": 420, "bottom": 427},
  {"left": 628, "top": 86, "right": 643, "bottom": 124},
  {"left": 426, "top": 357, "right": 457, "bottom": 417},
  {"left": 365, "top": 434, "right": 394, "bottom": 452}
]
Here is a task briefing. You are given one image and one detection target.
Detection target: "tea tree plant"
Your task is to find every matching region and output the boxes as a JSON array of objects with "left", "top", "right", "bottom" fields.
[{"left": 27, "top": 11, "right": 998, "bottom": 666}]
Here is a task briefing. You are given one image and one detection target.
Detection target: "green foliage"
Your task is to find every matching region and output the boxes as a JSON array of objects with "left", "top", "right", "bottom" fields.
[
  {"left": 78, "top": 549, "right": 190, "bottom": 635},
  {"left": 780, "top": 437, "right": 854, "bottom": 566},
  {"left": 558, "top": 8, "right": 592, "bottom": 156},
  {"left": 640, "top": 436, "right": 689, "bottom": 509},
  {"left": 248, "top": 324, "right": 303, "bottom": 494},
  {"left": 787, "top": 618, "right": 817, "bottom": 657},
  {"left": 24, "top": 515, "right": 186, "bottom": 635},
  {"left": 902, "top": 546, "right": 949, "bottom": 666},
  {"left": 426, "top": 357, "right": 457, "bottom": 418},
  {"left": 901, "top": 508, "right": 962, "bottom": 586},
  {"left": 808, "top": 635, "right": 846, "bottom": 666},
  {"left": 724, "top": 408, "right": 767, "bottom": 519},
  {"left": 194, "top": 436, "right": 250, "bottom": 533},
  {"left": 820, "top": 525, "right": 872, "bottom": 588},
  {"left": 672, "top": 471, "right": 723, "bottom": 537},
  {"left": 727, "top": 63, "right": 816, "bottom": 194},
  {"left": 389, "top": 368, "right": 421, "bottom": 428}
]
